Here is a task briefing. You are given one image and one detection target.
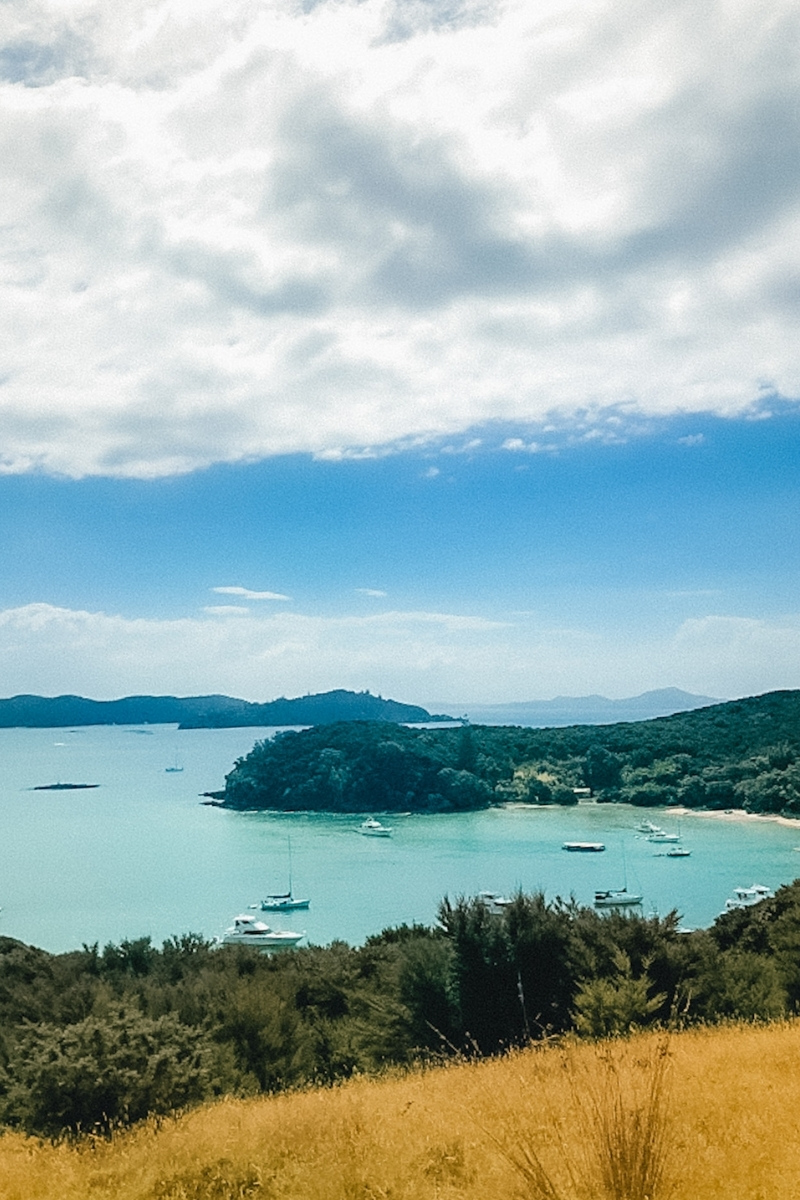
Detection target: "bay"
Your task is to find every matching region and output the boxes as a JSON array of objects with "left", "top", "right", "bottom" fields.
[{"left": 2, "top": 724, "right": 800, "bottom": 954}]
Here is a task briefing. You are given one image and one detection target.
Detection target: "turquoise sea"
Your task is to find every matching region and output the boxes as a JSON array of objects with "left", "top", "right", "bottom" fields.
[{"left": 2, "top": 724, "right": 800, "bottom": 954}]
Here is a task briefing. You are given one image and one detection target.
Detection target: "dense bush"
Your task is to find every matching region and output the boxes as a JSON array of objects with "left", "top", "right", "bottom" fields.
[
  {"left": 3, "top": 876, "right": 800, "bottom": 1135},
  {"left": 0, "top": 1008, "right": 227, "bottom": 1136}
]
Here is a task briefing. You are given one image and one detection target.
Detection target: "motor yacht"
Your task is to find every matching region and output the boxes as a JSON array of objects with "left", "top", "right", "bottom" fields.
[{"left": 219, "top": 914, "right": 304, "bottom": 949}]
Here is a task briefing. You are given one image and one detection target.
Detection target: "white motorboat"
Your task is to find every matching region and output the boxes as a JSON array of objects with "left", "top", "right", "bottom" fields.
[
  {"left": 636, "top": 819, "right": 663, "bottom": 834},
  {"left": 219, "top": 914, "right": 304, "bottom": 949},
  {"left": 666, "top": 845, "right": 691, "bottom": 857},
  {"left": 478, "top": 891, "right": 512, "bottom": 915},
  {"left": 594, "top": 888, "right": 643, "bottom": 908},
  {"left": 647, "top": 830, "right": 680, "bottom": 843},
  {"left": 563, "top": 841, "right": 605, "bottom": 852},
  {"left": 359, "top": 817, "right": 392, "bottom": 837},
  {"left": 723, "top": 884, "right": 774, "bottom": 912}
]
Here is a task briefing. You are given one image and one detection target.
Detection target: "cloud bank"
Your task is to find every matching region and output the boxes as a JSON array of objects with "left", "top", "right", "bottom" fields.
[
  {"left": 1, "top": 602, "right": 798, "bottom": 704},
  {"left": 1, "top": 0, "right": 799, "bottom": 477}
]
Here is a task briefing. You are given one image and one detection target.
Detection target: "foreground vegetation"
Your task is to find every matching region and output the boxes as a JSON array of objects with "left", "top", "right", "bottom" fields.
[
  {"left": 2, "top": 878, "right": 800, "bottom": 1137},
  {"left": 220, "top": 688, "right": 800, "bottom": 815},
  {"left": 2, "top": 1021, "right": 800, "bottom": 1199}
]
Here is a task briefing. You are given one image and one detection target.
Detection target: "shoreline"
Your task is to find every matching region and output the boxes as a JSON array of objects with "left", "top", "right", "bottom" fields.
[
  {"left": 501, "top": 798, "right": 800, "bottom": 829},
  {"left": 669, "top": 805, "right": 800, "bottom": 829}
]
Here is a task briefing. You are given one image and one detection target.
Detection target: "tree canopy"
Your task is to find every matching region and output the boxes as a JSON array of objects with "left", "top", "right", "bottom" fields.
[{"left": 221, "top": 690, "right": 800, "bottom": 816}]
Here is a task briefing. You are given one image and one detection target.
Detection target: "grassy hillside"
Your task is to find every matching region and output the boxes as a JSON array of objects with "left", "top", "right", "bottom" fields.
[
  {"left": 3, "top": 1021, "right": 800, "bottom": 1200},
  {"left": 222, "top": 688, "right": 800, "bottom": 814}
]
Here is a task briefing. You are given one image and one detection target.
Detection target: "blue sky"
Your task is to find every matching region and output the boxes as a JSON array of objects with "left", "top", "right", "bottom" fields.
[
  {"left": 1, "top": 408, "right": 799, "bottom": 704},
  {"left": 0, "top": 0, "right": 799, "bottom": 704}
]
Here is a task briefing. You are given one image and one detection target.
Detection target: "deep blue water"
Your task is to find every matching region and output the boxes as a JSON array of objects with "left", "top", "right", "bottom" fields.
[{"left": 2, "top": 724, "right": 799, "bottom": 953}]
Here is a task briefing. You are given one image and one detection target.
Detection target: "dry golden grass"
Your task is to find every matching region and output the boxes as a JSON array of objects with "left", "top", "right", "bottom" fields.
[{"left": 2, "top": 1021, "right": 800, "bottom": 1200}]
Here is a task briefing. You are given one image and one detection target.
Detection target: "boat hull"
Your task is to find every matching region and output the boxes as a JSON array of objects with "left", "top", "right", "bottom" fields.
[
  {"left": 220, "top": 914, "right": 304, "bottom": 950},
  {"left": 594, "top": 890, "right": 643, "bottom": 908},
  {"left": 221, "top": 932, "right": 304, "bottom": 948},
  {"left": 261, "top": 896, "right": 311, "bottom": 911}
]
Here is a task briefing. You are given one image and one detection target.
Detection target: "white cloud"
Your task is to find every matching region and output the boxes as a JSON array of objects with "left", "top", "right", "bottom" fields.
[
  {"left": 0, "top": 601, "right": 797, "bottom": 704},
  {"left": 212, "top": 586, "right": 290, "bottom": 600},
  {"left": 356, "top": 588, "right": 388, "bottom": 597},
  {"left": 0, "top": 0, "right": 799, "bottom": 477}
]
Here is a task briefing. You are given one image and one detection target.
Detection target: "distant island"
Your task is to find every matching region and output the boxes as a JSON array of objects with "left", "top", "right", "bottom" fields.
[
  {"left": 218, "top": 688, "right": 800, "bottom": 817},
  {"left": 0, "top": 689, "right": 453, "bottom": 729},
  {"left": 0, "top": 686, "right": 722, "bottom": 730},
  {"left": 461, "top": 687, "right": 720, "bottom": 726}
]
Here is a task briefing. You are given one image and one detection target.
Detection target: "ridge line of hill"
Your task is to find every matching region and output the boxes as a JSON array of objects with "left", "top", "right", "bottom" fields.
[{"left": 0, "top": 689, "right": 451, "bottom": 729}]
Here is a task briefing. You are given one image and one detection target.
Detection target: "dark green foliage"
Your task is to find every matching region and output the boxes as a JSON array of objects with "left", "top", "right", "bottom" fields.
[
  {"left": 583, "top": 746, "right": 623, "bottom": 792},
  {"left": 5, "top": 874, "right": 800, "bottom": 1135},
  {"left": 0, "top": 1008, "right": 224, "bottom": 1136},
  {"left": 221, "top": 691, "right": 800, "bottom": 817}
]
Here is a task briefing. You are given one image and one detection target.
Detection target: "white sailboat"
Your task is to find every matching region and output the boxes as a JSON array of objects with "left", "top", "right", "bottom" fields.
[
  {"left": 595, "top": 842, "right": 643, "bottom": 908},
  {"left": 261, "top": 838, "right": 310, "bottom": 911}
]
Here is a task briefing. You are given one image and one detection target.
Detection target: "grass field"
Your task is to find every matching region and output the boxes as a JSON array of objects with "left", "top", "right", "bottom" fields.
[{"left": 2, "top": 1021, "right": 799, "bottom": 1200}]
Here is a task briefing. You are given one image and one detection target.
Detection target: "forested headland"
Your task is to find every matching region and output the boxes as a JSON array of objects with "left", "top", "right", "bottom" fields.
[
  {"left": 220, "top": 688, "right": 800, "bottom": 815},
  {"left": 0, "top": 879, "right": 799, "bottom": 1137},
  {"left": 0, "top": 689, "right": 446, "bottom": 729}
]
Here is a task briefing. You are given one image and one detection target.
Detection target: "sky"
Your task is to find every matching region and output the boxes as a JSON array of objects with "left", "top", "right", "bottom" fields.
[{"left": 0, "top": 0, "right": 799, "bottom": 706}]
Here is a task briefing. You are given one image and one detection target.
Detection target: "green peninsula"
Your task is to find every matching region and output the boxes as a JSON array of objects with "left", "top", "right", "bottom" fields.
[
  {"left": 0, "top": 689, "right": 449, "bottom": 729},
  {"left": 220, "top": 688, "right": 800, "bottom": 815}
]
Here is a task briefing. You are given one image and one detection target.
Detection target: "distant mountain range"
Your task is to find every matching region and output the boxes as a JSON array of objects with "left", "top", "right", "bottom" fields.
[
  {"left": 460, "top": 688, "right": 721, "bottom": 727},
  {"left": 0, "top": 690, "right": 451, "bottom": 729},
  {"left": 0, "top": 686, "right": 721, "bottom": 730}
]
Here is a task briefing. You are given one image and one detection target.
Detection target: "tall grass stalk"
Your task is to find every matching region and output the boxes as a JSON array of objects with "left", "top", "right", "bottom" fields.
[
  {"left": 575, "top": 1037, "right": 672, "bottom": 1200},
  {"left": 484, "top": 1037, "right": 673, "bottom": 1200}
]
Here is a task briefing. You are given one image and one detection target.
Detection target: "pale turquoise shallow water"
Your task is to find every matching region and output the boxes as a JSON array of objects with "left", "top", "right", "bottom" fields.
[{"left": 2, "top": 724, "right": 800, "bottom": 953}]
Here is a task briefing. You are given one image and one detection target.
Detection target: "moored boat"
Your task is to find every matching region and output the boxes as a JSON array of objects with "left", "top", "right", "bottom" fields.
[
  {"left": 219, "top": 914, "right": 304, "bottom": 949},
  {"left": 261, "top": 892, "right": 310, "bottom": 911},
  {"left": 478, "top": 891, "right": 512, "bottom": 915},
  {"left": 723, "top": 883, "right": 774, "bottom": 912},
  {"left": 359, "top": 817, "right": 392, "bottom": 837},
  {"left": 260, "top": 837, "right": 310, "bottom": 910},
  {"left": 594, "top": 887, "right": 643, "bottom": 908},
  {"left": 647, "top": 829, "right": 680, "bottom": 843},
  {"left": 563, "top": 841, "right": 605, "bottom": 852}
]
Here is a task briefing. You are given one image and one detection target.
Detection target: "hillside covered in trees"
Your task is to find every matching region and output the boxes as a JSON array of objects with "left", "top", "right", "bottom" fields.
[
  {"left": 0, "top": 880, "right": 799, "bottom": 1136},
  {"left": 220, "top": 689, "right": 800, "bottom": 815}
]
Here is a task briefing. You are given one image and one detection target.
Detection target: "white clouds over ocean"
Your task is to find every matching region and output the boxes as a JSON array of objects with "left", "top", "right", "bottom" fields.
[
  {"left": 2, "top": 601, "right": 799, "bottom": 704},
  {"left": 1, "top": 0, "right": 799, "bottom": 478}
]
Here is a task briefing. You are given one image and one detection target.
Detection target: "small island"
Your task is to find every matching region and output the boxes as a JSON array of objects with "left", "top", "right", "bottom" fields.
[
  {"left": 31, "top": 782, "right": 100, "bottom": 791},
  {"left": 218, "top": 689, "right": 800, "bottom": 816}
]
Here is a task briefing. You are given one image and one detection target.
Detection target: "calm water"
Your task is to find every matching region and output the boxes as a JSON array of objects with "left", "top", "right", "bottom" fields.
[{"left": 2, "top": 724, "right": 800, "bottom": 953}]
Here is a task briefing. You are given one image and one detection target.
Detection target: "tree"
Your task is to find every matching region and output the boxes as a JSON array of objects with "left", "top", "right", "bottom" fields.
[
  {"left": 583, "top": 747, "right": 623, "bottom": 793},
  {"left": 573, "top": 951, "right": 666, "bottom": 1037}
]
